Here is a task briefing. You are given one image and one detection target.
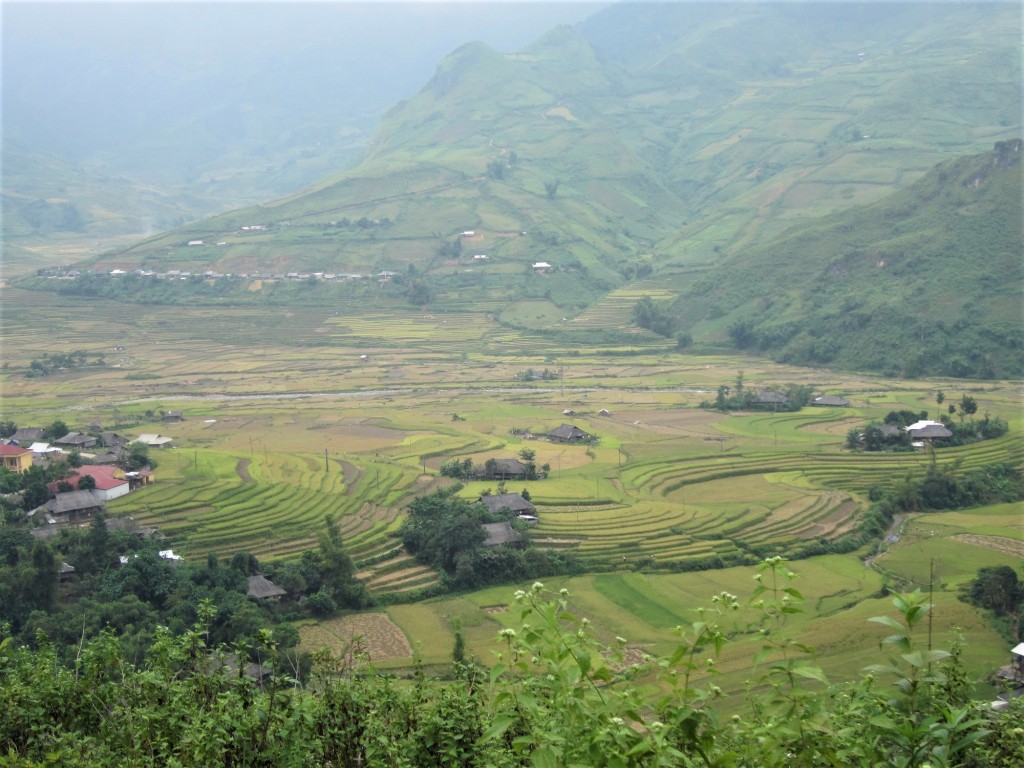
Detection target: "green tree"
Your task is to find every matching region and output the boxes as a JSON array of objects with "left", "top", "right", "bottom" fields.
[
  {"left": 958, "top": 394, "right": 978, "bottom": 424},
  {"left": 964, "top": 565, "right": 1021, "bottom": 616},
  {"left": 30, "top": 540, "right": 58, "bottom": 611},
  {"left": 77, "top": 473, "right": 96, "bottom": 491},
  {"left": 544, "top": 180, "right": 560, "bottom": 199},
  {"left": 43, "top": 419, "right": 68, "bottom": 441},
  {"left": 120, "top": 441, "right": 155, "bottom": 471},
  {"left": 317, "top": 515, "right": 369, "bottom": 608}
]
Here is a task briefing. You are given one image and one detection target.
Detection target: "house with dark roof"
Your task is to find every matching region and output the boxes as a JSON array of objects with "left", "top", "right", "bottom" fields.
[
  {"left": 547, "top": 424, "right": 591, "bottom": 443},
  {"left": 907, "top": 422, "right": 953, "bottom": 441},
  {"left": 482, "top": 458, "right": 528, "bottom": 480},
  {"left": 247, "top": 574, "right": 287, "bottom": 600},
  {"left": 481, "top": 522, "right": 525, "bottom": 548},
  {"left": 477, "top": 493, "right": 536, "bottom": 517},
  {"left": 53, "top": 432, "right": 98, "bottom": 450},
  {"left": 100, "top": 432, "right": 129, "bottom": 449},
  {"left": 811, "top": 395, "right": 851, "bottom": 407},
  {"left": 162, "top": 411, "right": 184, "bottom": 422},
  {"left": 45, "top": 490, "right": 105, "bottom": 519},
  {"left": 11, "top": 427, "right": 45, "bottom": 444},
  {"left": 754, "top": 390, "right": 788, "bottom": 406}
]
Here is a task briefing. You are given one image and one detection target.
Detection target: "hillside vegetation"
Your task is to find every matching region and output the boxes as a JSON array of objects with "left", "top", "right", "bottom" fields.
[
  {"left": 24, "top": 2, "right": 1019, "bottom": 378},
  {"left": 669, "top": 140, "right": 1024, "bottom": 378}
]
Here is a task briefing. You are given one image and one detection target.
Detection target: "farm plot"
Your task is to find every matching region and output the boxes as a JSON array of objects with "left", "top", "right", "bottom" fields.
[
  {"left": 115, "top": 448, "right": 418, "bottom": 561},
  {"left": 299, "top": 612, "right": 413, "bottom": 663}
]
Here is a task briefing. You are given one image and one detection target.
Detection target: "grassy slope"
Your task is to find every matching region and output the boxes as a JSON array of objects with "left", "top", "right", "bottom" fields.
[{"left": 674, "top": 141, "right": 1023, "bottom": 377}]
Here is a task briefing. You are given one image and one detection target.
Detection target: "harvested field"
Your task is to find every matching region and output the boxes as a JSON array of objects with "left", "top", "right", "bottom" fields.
[
  {"left": 299, "top": 612, "right": 413, "bottom": 662},
  {"left": 950, "top": 534, "right": 1024, "bottom": 559}
]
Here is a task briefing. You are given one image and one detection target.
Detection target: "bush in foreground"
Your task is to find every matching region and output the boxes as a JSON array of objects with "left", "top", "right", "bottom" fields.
[{"left": 1, "top": 559, "right": 1019, "bottom": 767}]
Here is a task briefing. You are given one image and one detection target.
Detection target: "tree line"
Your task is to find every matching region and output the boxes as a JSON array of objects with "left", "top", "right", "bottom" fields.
[{"left": 1, "top": 559, "right": 1020, "bottom": 767}]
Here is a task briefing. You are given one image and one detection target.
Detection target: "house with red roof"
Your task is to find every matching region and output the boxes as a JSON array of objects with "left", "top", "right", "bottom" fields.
[
  {"left": 0, "top": 444, "right": 33, "bottom": 473},
  {"left": 47, "top": 465, "right": 130, "bottom": 502}
]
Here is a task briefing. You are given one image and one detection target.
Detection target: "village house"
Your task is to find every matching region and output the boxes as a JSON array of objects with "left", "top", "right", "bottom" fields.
[
  {"left": 811, "top": 395, "right": 852, "bottom": 407},
  {"left": 47, "top": 465, "right": 130, "bottom": 502},
  {"left": 547, "top": 424, "right": 592, "bottom": 443},
  {"left": 0, "top": 444, "right": 33, "bottom": 473},
  {"left": 247, "top": 574, "right": 287, "bottom": 601},
  {"left": 135, "top": 434, "right": 174, "bottom": 449},
  {"left": 754, "top": 390, "right": 789, "bottom": 406},
  {"left": 476, "top": 492, "right": 536, "bottom": 517},
  {"left": 53, "top": 432, "right": 98, "bottom": 450},
  {"left": 161, "top": 411, "right": 184, "bottom": 423},
  {"left": 45, "top": 490, "right": 105, "bottom": 520},
  {"left": 484, "top": 458, "right": 529, "bottom": 480},
  {"left": 11, "top": 427, "right": 45, "bottom": 444},
  {"left": 905, "top": 420, "right": 953, "bottom": 446},
  {"left": 481, "top": 521, "right": 526, "bottom": 548},
  {"left": 28, "top": 442, "right": 62, "bottom": 459}
]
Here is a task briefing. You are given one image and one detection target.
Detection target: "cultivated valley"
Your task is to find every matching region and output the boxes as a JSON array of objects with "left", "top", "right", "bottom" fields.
[{"left": 1, "top": 2, "right": 1022, "bottom": 765}]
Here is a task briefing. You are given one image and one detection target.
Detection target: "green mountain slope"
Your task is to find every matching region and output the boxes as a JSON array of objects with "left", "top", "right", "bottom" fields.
[
  {"left": 39, "top": 3, "right": 1021, "bottom": 376},
  {"left": 673, "top": 139, "right": 1023, "bottom": 378}
]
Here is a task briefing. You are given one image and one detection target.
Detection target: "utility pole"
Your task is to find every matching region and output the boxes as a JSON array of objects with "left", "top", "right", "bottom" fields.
[{"left": 325, "top": 448, "right": 329, "bottom": 473}]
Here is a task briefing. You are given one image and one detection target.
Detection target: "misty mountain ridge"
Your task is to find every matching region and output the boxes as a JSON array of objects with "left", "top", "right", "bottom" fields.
[{"left": 15, "top": 2, "right": 1023, "bottom": 377}]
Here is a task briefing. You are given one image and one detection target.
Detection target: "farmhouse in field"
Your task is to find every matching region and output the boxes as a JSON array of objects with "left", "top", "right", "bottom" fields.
[
  {"left": 485, "top": 458, "right": 529, "bottom": 480},
  {"left": 905, "top": 420, "right": 953, "bottom": 443},
  {"left": 812, "top": 395, "right": 851, "bottom": 407},
  {"left": 162, "top": 411, "right": 184, "bottom": 422},
  {"left": 247, "top": 574, "right": 287, "bottom": 600},
  {"left": 548, "top": 424, "right": 591, "bottom": 443},
  {"left": 532, "top": 261, "right": 553, "bottom": 272},
  {"left": 481, "top": 521, "right": 525, "bottom": 548},
  {"left": 135, "top": 434, "right": 174, "bottom": 449},
  {"left": 477, "top": 492, "right": 536, "bottom": 517},
  {"left": 0, "top": 444, "right": 33, "bottom": 473},
  {"left": 754, "top": 390, "right": 788, "bottom": 406}
]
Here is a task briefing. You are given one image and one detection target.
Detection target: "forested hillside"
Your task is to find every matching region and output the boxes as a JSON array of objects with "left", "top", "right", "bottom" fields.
[{"left": 664, "top": 140, "right": 1024, "bottom": 378}]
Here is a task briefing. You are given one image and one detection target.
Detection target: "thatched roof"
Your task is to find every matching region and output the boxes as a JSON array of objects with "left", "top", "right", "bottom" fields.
[
  {"left": 548, "top": 424, "right": 590, "bottom": 441},
  {"left": 46, "top": 490, "right": 104, "bottom": 515},
  {"left": 247, "top": 574, "right": 286, "bottom": 599},
  {"left": 812, "top": 395, "right": 851, "bottom": 407},
  {"left": 481, "top": 522, "right": 525, "bottom": 547},
  {"left": 477, "top": 493, "right": 535, "bottom": 516}
]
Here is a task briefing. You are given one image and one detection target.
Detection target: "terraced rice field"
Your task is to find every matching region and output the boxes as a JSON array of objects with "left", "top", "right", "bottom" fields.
[{"left": 3, "top": 285, "right": 1019, "bottom": 597}]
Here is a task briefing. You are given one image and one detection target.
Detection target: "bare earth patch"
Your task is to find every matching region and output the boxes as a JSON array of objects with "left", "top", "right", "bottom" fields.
[
  {"left": 235, "top": 459, "right": 253, "bottom": 483},
  {"left": 300, "top": 612, "right": 413, "bottom": 662},
  {"left": 950, "top": 534, "right": 1024, "bottom": 558}
]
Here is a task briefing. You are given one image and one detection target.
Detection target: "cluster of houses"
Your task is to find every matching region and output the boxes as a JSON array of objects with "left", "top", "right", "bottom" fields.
[
  {"left": 464, "top": 423, "right": 597, "bottom": 548},
  {"left": 1, "top": 424, "right": 169, "bottom": 534},
  {"left": 42, "top": 267, "right": 406, "bottom": 284}
]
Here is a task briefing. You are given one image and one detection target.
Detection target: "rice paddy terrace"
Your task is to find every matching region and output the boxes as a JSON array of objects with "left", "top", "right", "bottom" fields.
[{"left": 2, "top": 285, "right": 1020, "bottom": 597}]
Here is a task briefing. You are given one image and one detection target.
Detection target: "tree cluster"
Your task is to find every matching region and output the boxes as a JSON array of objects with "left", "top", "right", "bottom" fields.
[
  {"left": 699, "top": 371, "right": 812, "bottom": 412},
  {"left": 961, "top": 565, "right": 1023, "bottom": 642},
  {"left": 400, "top": 487, "right": 577, "bottom": 591},
  {"left": 871, "top": 461, "right": 1023, "bottom": 515},
  {"left": 1, "top": 563, "right": 1020, "bottom": 767},
  {"left": 26, "top": 350, "right": 106, "bottom": 378},
  {"left": 0, "top": 514, "right": 369, "bottom": 670}
]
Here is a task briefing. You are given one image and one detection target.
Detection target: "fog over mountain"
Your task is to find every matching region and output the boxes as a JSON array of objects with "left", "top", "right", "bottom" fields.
[{"left": 2, "top": 1, "right": 604, "bottom": 235}]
